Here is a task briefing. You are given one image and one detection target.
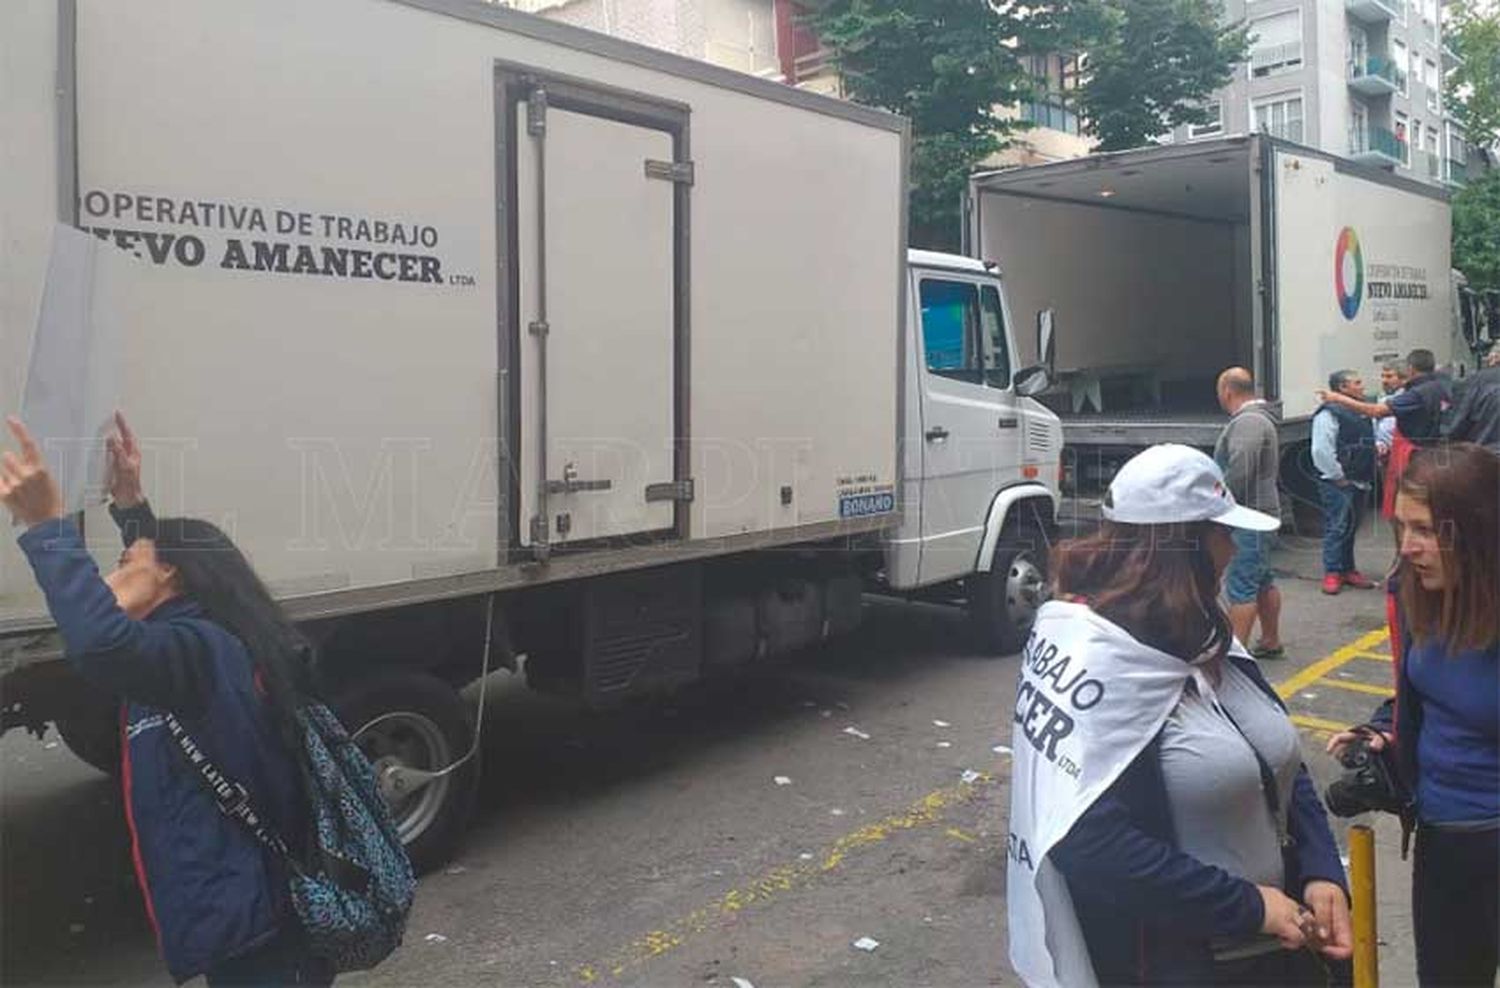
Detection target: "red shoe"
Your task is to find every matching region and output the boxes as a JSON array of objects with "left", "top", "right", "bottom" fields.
[
  {"left": 1343, "top": 571, "right": 1377, "bottom": 589},
  {"left": 1321, "top": 574, "right": 1344, "bottom": 595}
]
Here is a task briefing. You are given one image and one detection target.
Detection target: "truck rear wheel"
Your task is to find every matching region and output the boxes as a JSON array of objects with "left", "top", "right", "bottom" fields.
[
  {"left": 970, "top": 524, "right": 1049, "bottom": 656},
  {"left": 330, "top": 672, "right": 478, "bottom": 875}
]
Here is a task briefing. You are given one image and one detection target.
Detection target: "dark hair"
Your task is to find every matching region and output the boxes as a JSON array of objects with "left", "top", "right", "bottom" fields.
[
  {"left": 1052, "top": 520, "right": 1231, "bottom": 662},
  {"left": 150, "top": 518, "right": 316, "bottom": 762},
  {"left": 1329, "top": 369, "right": 1358, "bottom": 391},
  {"left": 1407, "top": 349, "right": 1437, "bottom": 375},
  {"left": 1396, "top": 444, "right": 1500, "bottom": 652}
]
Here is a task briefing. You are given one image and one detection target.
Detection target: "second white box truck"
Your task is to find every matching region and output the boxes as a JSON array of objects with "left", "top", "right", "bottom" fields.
[{"left": 968, "top": 135, "right": 1463, "bottom": 515}]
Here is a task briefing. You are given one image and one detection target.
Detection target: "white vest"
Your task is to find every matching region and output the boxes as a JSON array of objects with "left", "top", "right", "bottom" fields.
[{"left": 1007, "top": 601, "right": 1249, "bottom": 987}]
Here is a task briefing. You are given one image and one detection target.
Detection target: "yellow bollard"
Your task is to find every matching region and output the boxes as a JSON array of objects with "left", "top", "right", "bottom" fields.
[{"left": 1349, "top": 823, "right": 1379, "bottom": 988}]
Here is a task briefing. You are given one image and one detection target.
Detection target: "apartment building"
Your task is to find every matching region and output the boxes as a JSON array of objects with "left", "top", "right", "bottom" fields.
[
  {"left": 510, "top": 0, "right": 1091, "bottom": 165},
  {"left": 1165, "top": 0, "right": 1468, "bottom": 189}
]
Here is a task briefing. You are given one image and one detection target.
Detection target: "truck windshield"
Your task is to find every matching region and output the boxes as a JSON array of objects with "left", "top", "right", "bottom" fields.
[{"left": 918, "top": 277, "right": 1012, "bottom": 389}]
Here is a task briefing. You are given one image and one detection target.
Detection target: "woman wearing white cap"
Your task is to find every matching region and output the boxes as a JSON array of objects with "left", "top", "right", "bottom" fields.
[{"left": 1007, "top": 444, "right": 1351, "bottom": 987}]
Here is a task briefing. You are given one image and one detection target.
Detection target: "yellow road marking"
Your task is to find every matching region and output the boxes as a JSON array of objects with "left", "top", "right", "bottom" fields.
[
  {"left": 1274, "top": 629, "right": 1390, "bottom": 699},
  {"left": 945, "top": 826, "right": 978, "bottom": 844},
  {"left": 575, "top": 774, "right": 993, "bottom": 983},
  {"left": 1352, "top": 651, "right": 1393, "bottom": 662},
  {"left": 1291, "top": 713, "right": 1352, "bottom": 733},
  {"left": 1316, "top": 678, "right": 1395, "bottom": 698}
]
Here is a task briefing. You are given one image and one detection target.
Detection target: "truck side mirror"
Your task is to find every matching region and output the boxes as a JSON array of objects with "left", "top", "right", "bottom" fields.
[
  {"left": 1037, "top": 309, "right": 1057, "bottom": 373},
  {"left": 1014, "top": 364, "right": 1051, "bottom": 397}
]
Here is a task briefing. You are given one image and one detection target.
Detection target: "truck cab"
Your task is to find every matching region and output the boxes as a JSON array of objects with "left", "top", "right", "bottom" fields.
[{"left": 885, "top": 250, "right": 1064, "bottom": 652}]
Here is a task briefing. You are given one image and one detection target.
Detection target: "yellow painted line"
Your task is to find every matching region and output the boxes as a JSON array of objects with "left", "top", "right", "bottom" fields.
[
  {"left": 1352, "top": 651, "right": 1393, "bottom": 662},
  {"left": 1291, "top": 713, "right": 1352, "bottom": 733},
  {"left": 945, "top": 826, "right": 978, "bottom": 844},
  {"left": 1274, "top": 629, "right": 1390, "bottom": 699},
  {"left": 575, "top": 774, "right": 994, "bottom": 983},
  {"left": 1316, "top": 678, "right": 1395, "bottom": 698}
]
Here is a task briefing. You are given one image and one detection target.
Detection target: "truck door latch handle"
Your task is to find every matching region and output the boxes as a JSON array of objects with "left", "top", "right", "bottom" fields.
[
  {"left": 925, "top": 426, "right": 949, "bottom": 443},
  {"left": 545, "top": 462, "right": 613, "bottom": 495}
]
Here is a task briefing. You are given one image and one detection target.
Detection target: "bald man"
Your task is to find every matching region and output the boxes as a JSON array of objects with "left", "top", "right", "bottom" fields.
[{"left": 1213, "top": 368, "right": 1284, "bottom": 658}]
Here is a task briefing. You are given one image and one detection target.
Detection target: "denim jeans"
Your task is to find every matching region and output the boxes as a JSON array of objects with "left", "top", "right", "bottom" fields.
[{"left": 1318, "top": 480, "right": 1361, "bottom": 575}]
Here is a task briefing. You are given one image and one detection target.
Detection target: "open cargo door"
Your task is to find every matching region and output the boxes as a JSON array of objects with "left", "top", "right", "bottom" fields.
[{"left": 513, "top": 79, "right": 686, "bottom": 553}]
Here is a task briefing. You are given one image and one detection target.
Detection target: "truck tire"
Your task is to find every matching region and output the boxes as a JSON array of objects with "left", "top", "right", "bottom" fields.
[
  {"left": 970, "top": 525, "right": 1049, "bottom": 656},
  {"left": 57, "top": 712, "right": 122, "bottom": 776},
  {"left": 330, "top": 672, "right": 478, "bottom": 875}
]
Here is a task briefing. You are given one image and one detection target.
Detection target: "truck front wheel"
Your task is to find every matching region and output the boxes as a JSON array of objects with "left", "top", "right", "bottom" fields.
[
  {"left": 330, "top": 672, "right": 478, "bottom": 875},
  {"left": 970, "top": 525, "right": 1049, "bottom": 656}
]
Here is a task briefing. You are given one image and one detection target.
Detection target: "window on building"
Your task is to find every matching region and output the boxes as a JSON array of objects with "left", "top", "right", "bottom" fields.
[
  {"left": 705, "top": 0, "right": 779, "bottom": 76},
  {"left": 1020, "top": 54, "right": 1083, "bottom": 136},
  {"left": 1250, "top": 11, "right": 1303, "bottom": 77},
  {"left": 1254, "top": 94, "right": 1305, "bottom": 143},
  {"left": 1396, "top": 112, "right": 1411, "bottom": 166},
  {"left": 1426, "top": 59, "right": 1440, "bottom": 111},
  {"left": 1393, "top": 39, "right": 1410, "bottom": 95},
  {"left": 1189, "top": 100, "right": 1225, "bottom": 138}
]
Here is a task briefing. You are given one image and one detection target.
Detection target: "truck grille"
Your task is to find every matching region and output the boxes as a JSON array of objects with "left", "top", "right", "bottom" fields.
[{"left": 1026, "top": 419, "right": 1058, "bottom": 457}]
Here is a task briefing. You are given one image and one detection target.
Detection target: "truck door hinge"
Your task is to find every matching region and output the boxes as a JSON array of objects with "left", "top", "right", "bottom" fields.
[
  {"left": 645, "top": 160, "right": 695, "bottom": 186},
  {"left": 645, "top": 479, "right": 695, "bottom": 503},
  {"left": 526, "top": 88, "right": 548, "bottom": 136}
]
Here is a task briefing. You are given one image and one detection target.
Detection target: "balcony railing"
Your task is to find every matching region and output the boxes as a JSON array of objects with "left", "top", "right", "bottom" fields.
[
  {"left": 1349, "top": 125, "right": 1407, "bottom": 167},
  {"left": 1346, "top": 0, "right": 1401, "bottom": 21},
  {"left": 1348, "top": 55, "right": 1407, "bottom": 95}
]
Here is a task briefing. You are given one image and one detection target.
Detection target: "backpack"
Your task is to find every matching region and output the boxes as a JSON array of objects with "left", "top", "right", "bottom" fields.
[{"left": 166, "top": 702, "right": 416, "bottom": 972}]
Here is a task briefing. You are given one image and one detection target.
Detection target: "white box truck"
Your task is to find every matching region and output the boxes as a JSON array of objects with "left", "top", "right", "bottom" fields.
[
  {"left": 968, "top": 135, "right": 1459, "bottom": 516},
  {"left": 1, "top": 0, "right": 1061, "bottom": 869}
]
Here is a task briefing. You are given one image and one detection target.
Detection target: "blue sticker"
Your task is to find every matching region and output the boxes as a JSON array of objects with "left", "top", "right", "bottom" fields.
[{"left": 839, "top": 490, "right": 896, "bottom": 519}]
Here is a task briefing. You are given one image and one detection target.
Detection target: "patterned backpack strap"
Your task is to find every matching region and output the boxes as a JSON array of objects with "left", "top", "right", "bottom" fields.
[{"left": 164, "top": 712, "right": 293, "bottom": 860}]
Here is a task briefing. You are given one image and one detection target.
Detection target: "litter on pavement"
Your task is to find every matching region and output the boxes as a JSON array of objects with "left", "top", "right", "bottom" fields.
[
  {"left": 933, "top": 719, "right": 951, "bottom": 728},
  {"left": 774, "top": 776, "right": 792, "bottom": 786},
  {"left": 992, "top": 745, "right": 1013, "bottom": 756},
  {"left": 937, "top": 741, "right": 953, "bottom": 748},
  {"left": 843, "top": 726, "right": 871, "bottom": 740},
  {"left": 424, "top": 934, "right": 449, "bottom": 944},
  {"left": 853, "top": 936, "right": 880, "bottom": 952},
  {"left": 960, "top": 769, "right": 982, "bottom": 784},
  {"left": 731, "top": 978, "right": 756, "bottom": 988}
]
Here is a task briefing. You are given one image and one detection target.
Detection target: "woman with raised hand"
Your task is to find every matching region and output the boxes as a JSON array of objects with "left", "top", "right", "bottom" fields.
[
  {"left": 1, "top": 414, "right": 332, "bottom": 986},
  {"left": 1327, "top": 442, "right": 1500, "bottom": 987}
]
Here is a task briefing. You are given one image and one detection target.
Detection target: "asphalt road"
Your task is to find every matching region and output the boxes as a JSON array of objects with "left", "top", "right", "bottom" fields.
[{"left": 0, "top": 521, "right": 1415, "bottom": 987}]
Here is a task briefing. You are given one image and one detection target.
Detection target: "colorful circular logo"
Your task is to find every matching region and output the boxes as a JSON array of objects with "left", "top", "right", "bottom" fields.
[{"left": 1335, "top": 227, "right": 1364, "bottom": 320}]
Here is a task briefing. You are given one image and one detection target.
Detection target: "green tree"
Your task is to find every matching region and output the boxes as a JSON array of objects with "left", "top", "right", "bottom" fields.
[
  {"left": 1453, "top": 169, "right": 1500, "bottom": 291},
  {"left": 1445, "top": 0, "right": 1500, "bottom": 149},
  {"left": 804, "top": 0, "right": 1094, "bottom": 249},
  {"left": 1071, "top": 0, "right": 1250, "bottom": 152}
]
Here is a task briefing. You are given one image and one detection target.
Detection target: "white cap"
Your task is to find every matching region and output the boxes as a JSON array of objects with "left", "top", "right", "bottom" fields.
[{"left": 1101, "top": 444, "right": 1280, "bottom": 532}]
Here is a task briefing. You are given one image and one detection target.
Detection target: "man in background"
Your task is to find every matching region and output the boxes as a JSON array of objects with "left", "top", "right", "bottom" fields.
[
  {"left": 1374, "top": 360, "right": 1407, "bottom": 459},
  {"left": 1444, "top": 347, "right": 1500, "bottom": 453},
  {"left": 1214, "top": 367, "right": 1284, "bottom": 658},
  {"left": 1312, "top": 370, "right": 1378, "bottom": 595}
]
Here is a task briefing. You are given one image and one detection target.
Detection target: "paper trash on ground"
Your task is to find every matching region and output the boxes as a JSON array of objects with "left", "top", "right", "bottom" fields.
[
  {"left": 853, "top": 937, "right": 880, "bottom": 952},
  {"left": 731, "top": 978, "right": 756, "bottom": 988},
  {"left": 843, "top": 726, "right": 871, "bottom": 740},
  {"left": 960, "top": 769, "right": 982, "bottom": 784},
  {"left": 774, "top": 776, "right": 792, "bottom": 786},
  {"left": 933, "top": 720, "right": 952, "bottom": 728}
]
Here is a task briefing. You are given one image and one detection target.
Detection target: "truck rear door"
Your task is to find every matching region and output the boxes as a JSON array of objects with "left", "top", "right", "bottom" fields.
[{"left": 514, "top": 83, "right": 685, "bottom": 551}]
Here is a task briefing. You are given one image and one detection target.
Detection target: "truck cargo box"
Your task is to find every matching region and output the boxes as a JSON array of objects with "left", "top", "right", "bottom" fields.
[{"left": 0, "top": 0, "right": 908, "bottom": 640}]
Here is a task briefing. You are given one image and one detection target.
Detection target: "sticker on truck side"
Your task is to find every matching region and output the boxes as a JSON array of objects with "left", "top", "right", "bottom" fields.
[{"left": 838, "top": 485, "right": 896, "bottom": 519}]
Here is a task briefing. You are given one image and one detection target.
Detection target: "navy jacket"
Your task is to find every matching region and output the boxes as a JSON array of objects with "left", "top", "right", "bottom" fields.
[
  {"left": 1050, "top": 653, "right": 1348, "bottom": 985},
  {"left": 19, "top": 520, "right": 305, "bottom": 983}
]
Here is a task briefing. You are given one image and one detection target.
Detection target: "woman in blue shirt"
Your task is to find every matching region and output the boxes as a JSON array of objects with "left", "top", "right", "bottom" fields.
[{"left": 1329, "top": 442, "right": 1500, "bottom": 987}]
